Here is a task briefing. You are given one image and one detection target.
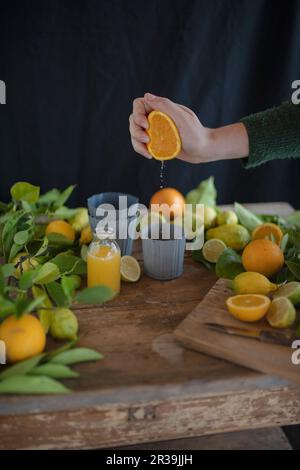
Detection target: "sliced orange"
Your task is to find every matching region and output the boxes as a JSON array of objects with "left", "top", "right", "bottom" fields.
[
  {"left": 146, "top": 111, "right": 181, "bottom": 160},
  {"left": 226, "top": 294, "right": 271, "bottom": 322},
  {"left": 252, "top": 223, "right": 283, "bottom": 245}
]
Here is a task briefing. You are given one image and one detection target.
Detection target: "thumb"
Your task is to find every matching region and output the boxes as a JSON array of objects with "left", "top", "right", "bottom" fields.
[{"left": 144, "top": 93, "right": 180, "bottom": 120}]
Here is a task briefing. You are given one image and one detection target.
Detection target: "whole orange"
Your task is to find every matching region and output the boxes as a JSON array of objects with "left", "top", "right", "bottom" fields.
[
  {"left": 0, "top": 314, "right": 46, "bottom": 363},
  {"left": 150, "top": 188, "right": 185, "bottom": 220},
  {"left": 242, "top": 239, "right": 284, "bottom": 278},
  {"left": 46, "top": 220, "right": 75, "bottom": 242}
]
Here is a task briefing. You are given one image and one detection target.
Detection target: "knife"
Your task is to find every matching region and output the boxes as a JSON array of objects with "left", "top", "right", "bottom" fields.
[{"left": 204, "top": 322, "right": 298, "bottom": 347}]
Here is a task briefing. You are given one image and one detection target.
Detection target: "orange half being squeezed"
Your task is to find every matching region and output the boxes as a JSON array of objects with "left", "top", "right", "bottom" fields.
[{"left": 147, "top": 111, "right": 181, "bottom": 160}]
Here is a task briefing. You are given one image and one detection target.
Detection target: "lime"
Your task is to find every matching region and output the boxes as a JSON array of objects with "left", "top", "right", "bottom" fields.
[
  {"left": 202, "top": 239, "right": 227, "bottom": 263},
  {"left": 272, "top": 281, "right": 300, "bottom": 306},
  {"left": 267, "top": 297, "right": 296, "bottom": 329},
  {"left": 50, "top": 308, "right": 78, "bottom": 340},
  {"left": 121, "top": 256, "right": 141, "bottom": 282}
]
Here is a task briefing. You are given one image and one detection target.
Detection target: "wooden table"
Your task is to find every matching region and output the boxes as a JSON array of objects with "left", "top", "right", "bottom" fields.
[{"left": 1, "top": 203, "right": 300, "bottom": 450}]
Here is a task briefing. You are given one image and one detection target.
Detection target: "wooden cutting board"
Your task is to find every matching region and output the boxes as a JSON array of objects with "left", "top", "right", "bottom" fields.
[{"left": 174, "top": 279, "right": 300, "bottom": 384}]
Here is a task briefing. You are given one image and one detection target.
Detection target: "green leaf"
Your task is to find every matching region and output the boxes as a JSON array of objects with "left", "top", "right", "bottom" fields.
[
  {"left": 53, "top": 185, "right": 76, "bottom": 210},
  {"left": 14, "top": 230, "right": 29, "bottom": 245},
  {"left": 46, "top": 281, "right": 69, "bottom": 307},
  {"left": 50, "top": 347, "right": 103, "bottom": 365},
  {"left": 280, "top": 233, "right": 289, "bottom": 253},
  {"left": 192, "top": 250, "right": 214, "bottom": 270},
  {"left": 46, "top": 233, "right": 74, "bottom": 247},
  {"left": 286, "top": 211, "right": 300, "bottom": 226},
  {"left": 53, "top": 206, "right": 79, "bottom": 220},
  {"left": 33, "top": 262, "right": 61, "bottom": 285},
  {"left": 19, "top": 267, "right": 41, "bottom": 290},
  {"left": 0, "top": 295, "right": 15, "bottom": 319},
  {"left": 37, "top": 188, "right": 60, "bottom": 205},
  {"left": 43, "top": 340, "right": 77, "bottom": 362},
  {"left": 234, "top": 202, "right": 262, "bottom": 232},
  {"left": 14, "top": 296, "right": 45, "bottom": 317},
  {"left": 0, "top": 375, "right": 71, "bottom": 394},
  {"left": 61, "top": 276, "right": 76, "bottom": 303},
  {"left": 0, "top": 268, "right": 4, "bottom": 295},
  {"left": 10, "top": 182, "right": 40, "bottom": 204},
  {"left": 1, "top": 263, "right": 15, "bottom": 278},
  {"left": 287, "top": 229, "right": 300, "bottom": 248},
  {"left": 50, "top": 254, "right": 87, "bottom": 275},
  {"left": 29, "top": 363, "right": 79, "bottom": 379},
  {"left": 0, "top": 354, "right": 45, "bottom": 380},
  {"left": 80, "top": 244, "right": 88, "bottom": 262},
  {"left": 286, "top": 261, "right": 300, "bottom": 281},
  {"left": 31, "top": 237, "right": 49, "bottom": 258},
  {"left": 8, "top": 243, "right": 23, "bottom": 263},
  {"left": 2, "top": 210, "right": 26, "bottom": 260},
  {"left": 75, "top": 285, "right": 114, "bottom": 305},
  {"left": 216, "top": 248, "right": 245, "bottom": 280}
]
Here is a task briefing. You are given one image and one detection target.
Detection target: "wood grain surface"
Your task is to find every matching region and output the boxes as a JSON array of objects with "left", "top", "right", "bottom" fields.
[{"left": 1, "top": 202, "right": 300, "bottom": 449}]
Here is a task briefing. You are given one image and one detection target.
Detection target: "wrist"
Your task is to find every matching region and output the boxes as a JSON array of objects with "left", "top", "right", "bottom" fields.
[{"left": 200, "top": 123, "right": 249, "bottom": 162}]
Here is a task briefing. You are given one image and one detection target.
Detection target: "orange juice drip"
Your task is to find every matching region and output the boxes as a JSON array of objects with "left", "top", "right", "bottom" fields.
[{"left": 87, "top": 245, "right": 121, "bottom": 295}]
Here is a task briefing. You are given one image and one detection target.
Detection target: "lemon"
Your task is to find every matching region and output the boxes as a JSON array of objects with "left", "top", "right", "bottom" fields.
[
  {"left": 50, "top": 308, "right": 78, "bottom": 341},
  {"left": 121, "top": 256, "right": 141, "bottom": 282},
  {"left": 217, "top": 210, "right": 238, "bottom": 226},
  {"left": 272, "top": 281, "right": 300, "bottom": 306},
  {"left": 202, "top": 239, "right": 226, "bottom": 263},
  {"left": 12, "top": 252, "right": 39, "bottom": 279},
  {"left": 70, "top": 208, "right": 89, "bottom": 232},
  {"left": 231, "top": 272, "right": 278, "bottom": 295},
  {"left": 204, "top": 206, "right": 217, "bottom": 229},
  {"left": 226, "top": 294, "right": 271, "bottom": 322},
  {"left": 206, "top": 224, "right": 250, "bottom": 251},
  {"left": 79, "top": 225, "right": 93, "bottom": 245},
  {"left": 267, "top": 297, "right": 296, "bottom": 329}
]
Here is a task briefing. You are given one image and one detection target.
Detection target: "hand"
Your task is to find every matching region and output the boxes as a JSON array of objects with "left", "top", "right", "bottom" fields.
[
  {"left": 129, "top": 93, "right": 249, "bottom": 163},
  {"left": 129, "top": 93, "right": 213, "bottom": 163}
]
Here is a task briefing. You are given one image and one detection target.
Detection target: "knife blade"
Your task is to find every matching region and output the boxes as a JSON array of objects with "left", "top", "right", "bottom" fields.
[{"left": 204, "top": 322, "right": 298, "bottom": 347}]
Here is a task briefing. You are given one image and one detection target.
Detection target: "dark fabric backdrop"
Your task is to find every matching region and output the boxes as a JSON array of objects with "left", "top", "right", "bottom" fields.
[{"left": 1, "top": 0, "right": 300, "bottom": 207}]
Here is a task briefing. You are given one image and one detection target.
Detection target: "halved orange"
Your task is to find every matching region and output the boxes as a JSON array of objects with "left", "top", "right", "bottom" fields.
[
  {"left": 252, "top": 223, "right": 283, "bottom": 245},
  {"left": 226, "top": 294, "right": 271, "bottom": 322},
  {"left": 146, "top": 111, "right": 181, "bottom": 160}
]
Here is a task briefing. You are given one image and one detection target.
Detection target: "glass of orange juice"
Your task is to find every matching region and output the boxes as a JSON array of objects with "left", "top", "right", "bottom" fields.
[{"left": 87, "top": 228, "right": 121, "bottom": 297}]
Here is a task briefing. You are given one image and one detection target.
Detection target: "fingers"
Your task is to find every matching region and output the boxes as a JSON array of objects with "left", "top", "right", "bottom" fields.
[
  {"left": 131, "top": 137, "right": 152, "bottom": 159},
  {"left": 129, "top": 114, "right": 149, "bottom": 143},
  {"left": 133, "top": 97, "right": 153, "bottom": 118},
  {"left": 144, "top": 93, "right": 182, "bottom": 121}
]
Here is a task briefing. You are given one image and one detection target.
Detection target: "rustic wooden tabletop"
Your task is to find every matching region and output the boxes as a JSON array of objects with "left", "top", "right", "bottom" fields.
[{"left": 1, "top": 202, "right": 300, "bottom": 450}]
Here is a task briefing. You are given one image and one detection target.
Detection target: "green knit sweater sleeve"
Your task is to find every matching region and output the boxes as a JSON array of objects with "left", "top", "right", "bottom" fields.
[{"left": 240, "top": 101, "right": 300, "bottom": 169}]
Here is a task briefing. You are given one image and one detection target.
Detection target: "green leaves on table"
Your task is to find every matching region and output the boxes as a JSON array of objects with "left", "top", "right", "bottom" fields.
[
  {"left": 0, "top": 375, "right": 71, "bottom": 395},
  {"left": 0, "top": 343, "right": 103, "bottom": 394},
  {"left": 75, "top": 286, "right": 114, "bottom": 305}
]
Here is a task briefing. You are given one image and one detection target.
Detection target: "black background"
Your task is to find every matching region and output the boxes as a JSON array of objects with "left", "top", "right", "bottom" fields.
[{"left": 1, "top": 0, "right": 300, "bottom": 208}]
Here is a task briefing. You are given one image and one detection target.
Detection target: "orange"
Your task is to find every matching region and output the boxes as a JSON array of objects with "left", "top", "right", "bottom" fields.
[
  {"left": 226, "top": 294, "right": 271, "bottom": 322},
  {"left": 146, "top": 111, "right": 181, "bottom": 160},
  {"left": 46, "top": 220, "right": 75, "bottom": 242},
  {"left": 242, "top": 239, "right": 284, "bottom": 278},
  {"left": 0, "top": 314, "right": 46, "bottom": 363},
  {"left": 252, "top": 223, "right": 283, "bottom": 245},
  {"left": 150, "top": 187, "right": 185, "bottom": 220}
]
